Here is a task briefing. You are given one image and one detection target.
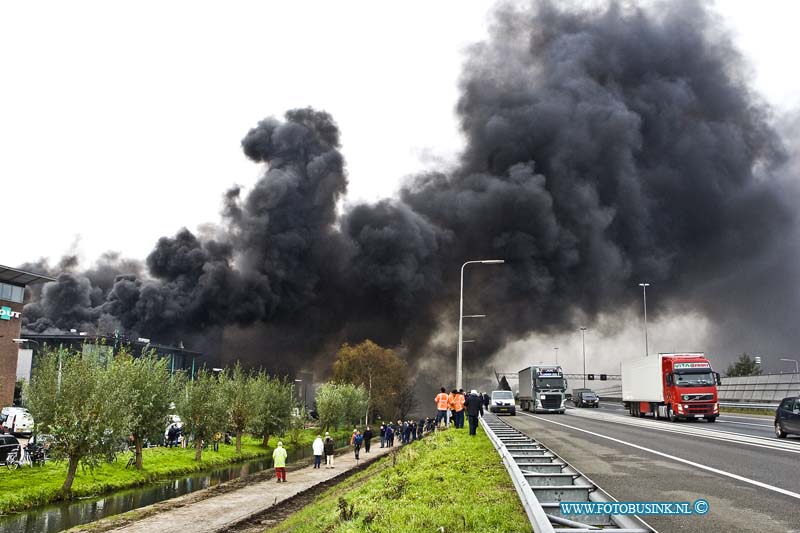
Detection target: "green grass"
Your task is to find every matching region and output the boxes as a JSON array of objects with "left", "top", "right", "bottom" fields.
[
  {"left": 269, "top": 427, "right": 532, "bottom": 533},
  {"left": 0, "top": 428, "right": 349, "bottom": 515}
]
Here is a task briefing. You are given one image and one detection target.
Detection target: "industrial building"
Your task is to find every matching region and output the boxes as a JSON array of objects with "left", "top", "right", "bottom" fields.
[
  {"left": 15, "top": 333, "right": 203, "bottom": 384},
  {"left": 0, "top": 265, "right": 54, "bottom": 406}
]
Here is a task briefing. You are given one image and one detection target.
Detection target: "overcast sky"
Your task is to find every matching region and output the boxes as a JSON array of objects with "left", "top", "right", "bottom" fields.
[{"left": 2, "top": 1, "right": 799, "bottom": 270}]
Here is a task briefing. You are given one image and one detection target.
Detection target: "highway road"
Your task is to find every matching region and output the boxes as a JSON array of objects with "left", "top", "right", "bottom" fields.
[
  {"left": 593, "top": 401, "right": 778, "bottom": 440},
  {"left": 504, "top": 402, "right": 800, "bottom": 532}
]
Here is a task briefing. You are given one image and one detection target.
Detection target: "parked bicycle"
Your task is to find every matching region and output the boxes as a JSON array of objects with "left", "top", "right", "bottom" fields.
[
  {"left": 4, "top": 446, "right": 29, "bottom": 470},
  {"left": 25, "top": 443, "right": 47, "bottom": 467}
]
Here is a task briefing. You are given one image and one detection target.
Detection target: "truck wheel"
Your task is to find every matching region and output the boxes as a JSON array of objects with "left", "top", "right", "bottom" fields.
[
  {"left": 668, "top": 408, "right": 678, "bottom": 422},
  {"left": 705, "top": 416, "right": 717, "bottom": 423}
]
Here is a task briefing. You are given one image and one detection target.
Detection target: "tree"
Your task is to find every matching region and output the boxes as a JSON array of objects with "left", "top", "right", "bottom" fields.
[
  {"left": 112, "top": 351, "right": 178, "bottom": 469},
  {"left": 316, "top": 382, "right": 344, "bottom": 431},
  {"left": 725, "top": 353, "right": 762, "bottom": 377},
  {"left": 176, "top": 369, "right": 225, "bottom": 461},
  {"left": 316, "top": 382, "right": 368, "bottom": 430},
  {"left": 249, "top": 373, "right": 293, "bottom": 447},
  {"left": 27, "top": 348, "right": 129, "bottom": 495},
  {"left": 332, "top": 340, "right": 406, "bottom": 423},
  {"left": 396, "top": 381, "right": 418, "bottom": 421},
  {"left": 220, "top": 363, "right": 259, "bottom": 454}
]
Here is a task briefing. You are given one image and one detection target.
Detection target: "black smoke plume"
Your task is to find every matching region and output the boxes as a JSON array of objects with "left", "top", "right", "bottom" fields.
[{"left": 23, "top": 0, "right": 798, "bottom": 376}]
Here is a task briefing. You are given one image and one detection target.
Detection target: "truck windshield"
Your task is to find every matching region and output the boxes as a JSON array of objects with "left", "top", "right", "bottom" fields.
[
  {"left": 536, "top": 377, "right": 565, "bottom": 389},
  {"left": 674, "top": 371, "right": 715, "bottom": 387}
]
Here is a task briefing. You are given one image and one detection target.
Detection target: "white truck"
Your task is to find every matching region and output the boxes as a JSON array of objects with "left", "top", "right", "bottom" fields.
[{"left": 519, "top": 365, "right": 568, "bottom": 413}]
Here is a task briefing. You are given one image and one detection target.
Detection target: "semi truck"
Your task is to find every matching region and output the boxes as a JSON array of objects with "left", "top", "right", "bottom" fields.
[
  {"left": 519, "top": 365, "right": 568, "bottom": 413},
  {"left": 621, "top": 352, "right": 720, "bottom": 422}
]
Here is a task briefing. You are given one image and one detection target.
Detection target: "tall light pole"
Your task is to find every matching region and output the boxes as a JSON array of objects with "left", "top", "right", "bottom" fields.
[
  {"left": 580, "top": 327, "right": 587, "bottom": 388},
  {"left": 554, "top": 347, "right": 559, "bottom": 365},
  {"left": 780, "top": 358, "right": 799, "bottom": 373},
  {"left": 458, "top": 260, "right": 504, "bottom": 390},
  {"left": 639, "top": 283, "right": 650, "bottom": 357}
]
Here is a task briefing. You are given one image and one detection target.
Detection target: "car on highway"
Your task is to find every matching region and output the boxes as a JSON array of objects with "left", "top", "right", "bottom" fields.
[
  {"left": 572, "top": 388, "right": 600, "bottom": 408},
  {"left": 489, "top": 390, "right": 516, "bottom": 416},
  {"left": 775, "top": 396, "right": 800, "bottom": 438}
]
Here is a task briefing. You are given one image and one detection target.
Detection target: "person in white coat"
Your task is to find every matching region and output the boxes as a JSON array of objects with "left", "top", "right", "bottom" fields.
[{"left": 312, "top": 434, "right": 324, "bottom": 469}]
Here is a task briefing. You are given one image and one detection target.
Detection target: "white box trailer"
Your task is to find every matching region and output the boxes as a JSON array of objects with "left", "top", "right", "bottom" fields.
[{"left": 621, "top": 355, "right": 664, "bottom": 403}]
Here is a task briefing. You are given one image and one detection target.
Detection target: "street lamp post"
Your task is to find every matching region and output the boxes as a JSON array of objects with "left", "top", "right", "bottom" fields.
[
  {"left": 554, "top": 347, "right": 559, "bottom": 365},
  {"left": 580, "top": 327, "right": 587, "bottom": 388},
  {"left": 639, "top": 283, "right": 650, "bottom": 357},
  {"left": 780, "top": 358, "right": 799, "bottom": 373},
  {"left": 457, "top": 260, "right": 504, "bottom": 390}
]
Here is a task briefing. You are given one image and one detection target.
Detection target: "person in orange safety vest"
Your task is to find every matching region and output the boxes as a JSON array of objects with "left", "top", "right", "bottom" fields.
[{"left": 435, "top": 387, "right": 450, "bottom": 428}]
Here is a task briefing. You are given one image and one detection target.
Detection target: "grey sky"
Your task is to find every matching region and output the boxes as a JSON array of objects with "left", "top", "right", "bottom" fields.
[{"left": 2, "top": 0, "right": 798, "bottom": 270}]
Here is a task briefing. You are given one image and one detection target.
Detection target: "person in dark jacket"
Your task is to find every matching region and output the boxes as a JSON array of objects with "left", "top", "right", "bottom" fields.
[
  {"left": 363, "top": 427, "right": 373, "bottom": 453},
  {"left": 379, "top": 424, "right": 386, "bottom": 448},
  {"left": 385, "top": 424, "right": 394, "bottom": 447},
  {"left": 323, "top": 432, "right": 335, "bottom": 468},
  {"left": 417, "top": 418, "right": 425, "bottom": 439},
  {"left": 483, "top": 392, "right": 491, "bottom": 411},
  {"left": 465, "top": 390, "right": 485, "bottom": 436}
]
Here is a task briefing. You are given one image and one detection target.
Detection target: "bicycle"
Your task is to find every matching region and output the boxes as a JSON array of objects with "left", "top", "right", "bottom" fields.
[{"left": 4, "top": 447, "right": 28, "bottom": 470}]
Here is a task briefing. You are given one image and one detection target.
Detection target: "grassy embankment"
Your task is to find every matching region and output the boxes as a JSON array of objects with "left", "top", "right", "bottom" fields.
[
  {"left": 270, "top": 426, "right": 532, "bottom": 533},
  {"left": 720, "top": 407, "right": 775, "bottom": 416},
  {"left": 0, "top": 428, "right": 349, "bottom": 515}
]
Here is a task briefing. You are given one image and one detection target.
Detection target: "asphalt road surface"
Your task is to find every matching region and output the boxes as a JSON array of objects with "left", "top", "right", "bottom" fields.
[{"left": 504, "top": 403, "right": 800, "bottom": 532}]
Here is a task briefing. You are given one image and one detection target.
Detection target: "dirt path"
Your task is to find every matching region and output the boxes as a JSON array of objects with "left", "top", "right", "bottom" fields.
[{"left": 77, "top": 441, "right": 398, "bottom": 533}]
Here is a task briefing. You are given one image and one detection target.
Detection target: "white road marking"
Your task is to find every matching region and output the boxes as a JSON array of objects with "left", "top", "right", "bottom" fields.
[{"left": 519, "top": 412, "right": 800, "bottom": 501}]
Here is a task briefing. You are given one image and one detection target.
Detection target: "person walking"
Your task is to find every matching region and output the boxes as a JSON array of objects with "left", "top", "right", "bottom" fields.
[
  {"left": 353, "top": 430, "right": 363, "bottom": 460},
  {"left": 273, "top": 441, "right": 288, "bottom": 482},
  {"left": 482, "top": 392, "right": 491, "bottom": 413},
  {"left": 465, "top": 390, "right": 484, "bottom": 436},
  {"left": 363, "top": 426, "right": 373, "bottom": 453},
  {"left": 379, "top": 423, "right": 386, "bottom": 448},
  {"left": 385, "top": 424, "right": 394, "bottom": 447},
  {"left": 312, "top": 434, "right": 324, "bottom": 469},
  {"left": 435, "top": 387, "right": 449, "bottom": 429},
  {"left": 324, "top": 432, "right": 335, "bottom": 468}
]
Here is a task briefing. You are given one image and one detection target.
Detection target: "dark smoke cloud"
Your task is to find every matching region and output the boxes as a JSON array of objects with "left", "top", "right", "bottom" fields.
[{"left": 23, "top": 1, "right": 798, "bottom": 376}]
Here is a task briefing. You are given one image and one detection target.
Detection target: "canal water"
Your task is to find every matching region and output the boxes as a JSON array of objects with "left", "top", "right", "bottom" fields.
[{"left": 0, "top": 437, "right": 350, "bottom": 533}]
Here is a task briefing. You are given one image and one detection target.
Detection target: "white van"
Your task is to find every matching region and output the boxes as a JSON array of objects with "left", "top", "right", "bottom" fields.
[
  {"left": 490, "top": 390, "right": 517, "bottom": 416},
  {"left": 1, "top": 407, "right": 34, "bottom": 437}
]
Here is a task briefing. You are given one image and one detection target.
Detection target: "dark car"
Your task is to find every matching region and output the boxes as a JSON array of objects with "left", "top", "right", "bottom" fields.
[
  {"left": 775, "top": 396, "right": 800, "bottom": 438},
  {"left": 0, "top": 435, "right": 21, "bottom": 463}
]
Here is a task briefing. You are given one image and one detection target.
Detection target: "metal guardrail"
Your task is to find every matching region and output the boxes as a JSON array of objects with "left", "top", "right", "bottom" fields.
[
  {"left": 480, "top": 413, "right": 555, "bottom": 532},
  {"left": 481, "top": 413, "right": 655, "bottom": 532}
]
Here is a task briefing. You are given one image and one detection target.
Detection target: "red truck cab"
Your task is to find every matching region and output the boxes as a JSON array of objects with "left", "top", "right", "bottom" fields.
[{"left": 662, "top": 356, "right": 720, "bottom": 422}]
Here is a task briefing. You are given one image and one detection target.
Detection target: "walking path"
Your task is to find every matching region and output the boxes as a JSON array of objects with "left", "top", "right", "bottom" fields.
[{"left": 106, "top": 441, "right": 398, "bottom": 533}]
